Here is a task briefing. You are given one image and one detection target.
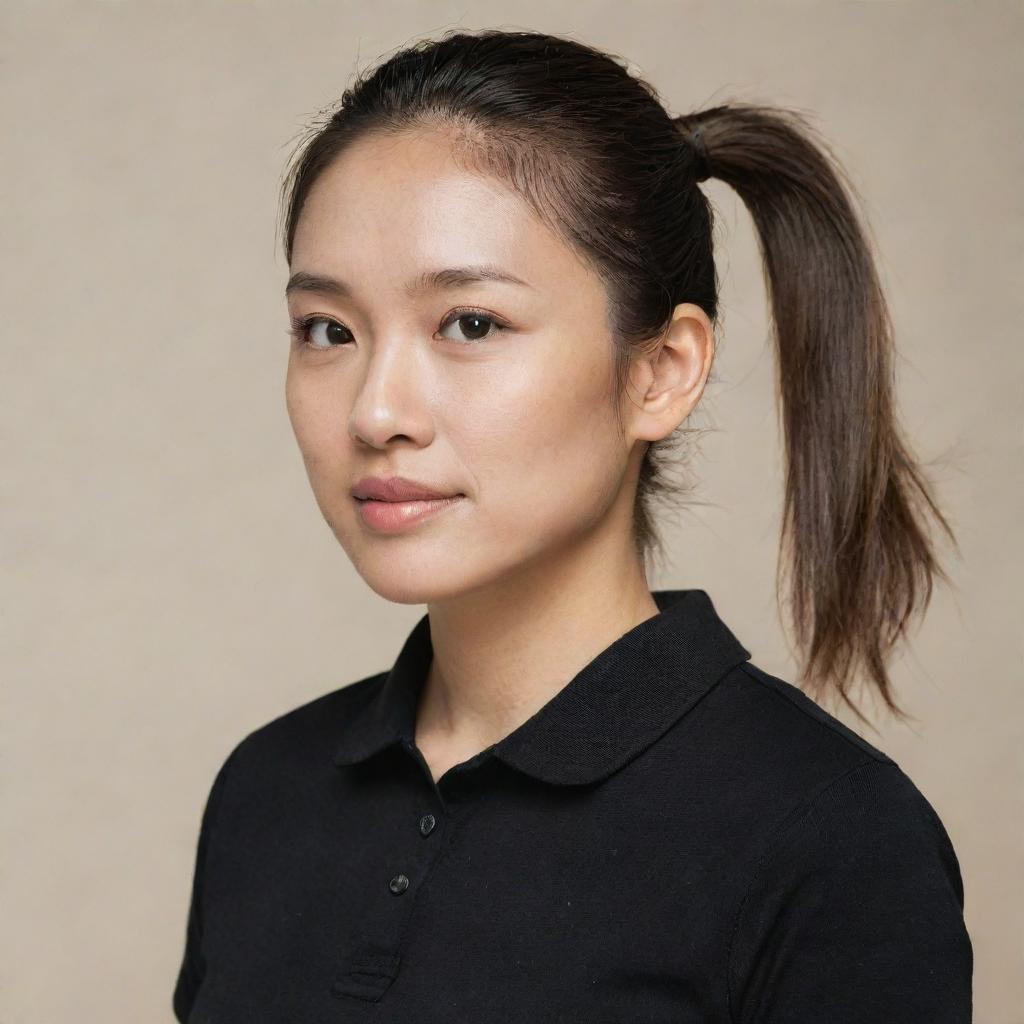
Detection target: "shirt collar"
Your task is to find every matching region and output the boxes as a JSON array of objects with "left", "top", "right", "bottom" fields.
[{"left": 331, "top": 588, "right": 751, "bottom": 786}]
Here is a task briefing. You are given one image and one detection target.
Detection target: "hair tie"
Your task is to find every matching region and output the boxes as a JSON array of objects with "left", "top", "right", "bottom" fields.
[{"left": 680, "top": 121, "right": 712, "bottom": 183}]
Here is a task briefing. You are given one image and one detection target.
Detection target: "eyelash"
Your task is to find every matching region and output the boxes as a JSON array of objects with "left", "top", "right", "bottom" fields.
[{"left": 287, "top": 307, "right": 511, "bottom": 351}]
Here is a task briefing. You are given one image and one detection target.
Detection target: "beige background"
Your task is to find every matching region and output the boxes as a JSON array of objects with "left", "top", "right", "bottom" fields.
[{"left": 4, "top": 2, "right": 1021, "bottom": 1021}]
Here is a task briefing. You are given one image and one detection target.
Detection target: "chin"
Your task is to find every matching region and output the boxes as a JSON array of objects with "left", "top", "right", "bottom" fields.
[{"left": 351, "top": 550, "right": 487, "bottom": 607}]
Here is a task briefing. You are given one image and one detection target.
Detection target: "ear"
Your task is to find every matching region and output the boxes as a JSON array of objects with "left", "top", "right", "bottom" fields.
[{"left": 623, "top": 302, "right": 716, "bottom": 443}]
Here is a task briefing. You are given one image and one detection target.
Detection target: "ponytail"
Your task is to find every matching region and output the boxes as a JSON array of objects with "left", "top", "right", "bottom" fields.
[{"left": 675, "top": 104, "right": 958, "bottom": 727}]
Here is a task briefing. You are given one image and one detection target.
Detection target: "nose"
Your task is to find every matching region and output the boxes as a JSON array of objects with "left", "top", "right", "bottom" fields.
[{"left": 347, "top": 337, "right": 434, "bottom": 450}]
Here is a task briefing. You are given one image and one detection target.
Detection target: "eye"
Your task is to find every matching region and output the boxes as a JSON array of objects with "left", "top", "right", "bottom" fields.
[
  {"left": 288, "top": 308, "right": 511, "bottom": 350},
  {"left": 288, "top": 315, "right": 353, "bottom": 350},
  {"left": 437, "top": 308, "right": 510, "bottom": 344}
]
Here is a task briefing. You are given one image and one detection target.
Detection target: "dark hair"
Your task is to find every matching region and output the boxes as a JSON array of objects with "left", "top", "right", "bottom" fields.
[{"left": 277, "top": 28, "right": 957, "bottom": 728}]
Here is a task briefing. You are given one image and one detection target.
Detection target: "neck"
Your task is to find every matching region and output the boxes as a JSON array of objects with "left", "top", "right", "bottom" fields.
[{"left": 413, "top": 536, "right": 660, "bottom": 764}]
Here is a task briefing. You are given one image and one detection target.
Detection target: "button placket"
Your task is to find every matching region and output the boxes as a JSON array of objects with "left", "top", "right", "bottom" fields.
[
  {"left": 389, "top": 812, "right": 438, "bottom": 897},
  {"left": 333, "top": 760, "right": 452, "bottom": 1004}
]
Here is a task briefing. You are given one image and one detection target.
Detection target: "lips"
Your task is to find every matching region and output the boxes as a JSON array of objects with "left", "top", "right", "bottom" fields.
[
  {"left": 354, "top": 492, "right": 465, "bottom": 534},
  {"left": 352, "top": 475, "right": 463, "bottom": 502}
]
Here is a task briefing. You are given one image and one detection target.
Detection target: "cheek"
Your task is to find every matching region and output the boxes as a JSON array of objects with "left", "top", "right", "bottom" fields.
[
  {"left": 449, "top": 345, "right": 623, "bottom": 525},
  {"left": 285, "top": 369, "right": 352, "bottom": 485}
]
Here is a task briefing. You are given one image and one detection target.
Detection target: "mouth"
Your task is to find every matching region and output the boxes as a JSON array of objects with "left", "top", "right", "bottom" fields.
[{"left": 354, "top": 493, "right": 466, "bottom": 533}]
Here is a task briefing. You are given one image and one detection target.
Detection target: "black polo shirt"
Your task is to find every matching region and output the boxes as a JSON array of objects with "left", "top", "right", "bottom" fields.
[{"left": 172, "top": 588, "right": 973, "bottom": 1023}]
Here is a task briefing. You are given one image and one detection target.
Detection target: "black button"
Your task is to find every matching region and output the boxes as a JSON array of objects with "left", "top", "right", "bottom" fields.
[
  {"left": 419, "top": 813, "right": 436, "bottom": 835},
  {"left": 388, "top": 873, "right": 409, "bottom": 894}
]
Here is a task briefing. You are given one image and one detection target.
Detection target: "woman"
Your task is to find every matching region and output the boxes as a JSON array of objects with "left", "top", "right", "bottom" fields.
[{"left": 173, "top": 28, "right": 973, "bottom": 1023}]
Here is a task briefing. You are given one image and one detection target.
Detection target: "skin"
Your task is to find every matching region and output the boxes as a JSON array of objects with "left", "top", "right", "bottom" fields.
[{"left": 285, "top": 125, "right": 716, "bottom": 783}]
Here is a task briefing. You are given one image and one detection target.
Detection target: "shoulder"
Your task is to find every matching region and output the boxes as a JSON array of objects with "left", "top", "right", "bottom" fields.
[
  {"left": 685, "top": 659, "right": 898, "bottom": 815},
  {"left": 724, "top": 736, "right": 971, "bottom": 1019},
  {"left": 708, "top": 668, "right": 972, "bottom": 1018},
  {"left": 683, "top": 660, "right": 964, "bottom": 879},
  {"left": 249, "top": 670, "right": 385, "bottom": 747},
  {"left": 210, "top": 670, "right": 387, "bottom": 786},
  {"left": 724, "top": 758, "right": 972, "bottom": 1018},
  {"left": 699, "top": 658, "right": 967, "bottom": 904},
  {"left": 718, "top": 659, "right": 896, "bottom": 767}
]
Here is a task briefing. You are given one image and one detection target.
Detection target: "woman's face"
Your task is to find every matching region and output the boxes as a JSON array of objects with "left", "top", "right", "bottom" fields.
[{"left": 285, "top": 127, "right": 663, "bottom": 604}]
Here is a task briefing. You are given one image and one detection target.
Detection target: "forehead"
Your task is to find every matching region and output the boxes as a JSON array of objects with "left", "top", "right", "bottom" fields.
[{"left": 289, "top": 128, "right": 594, "bottom": 291}]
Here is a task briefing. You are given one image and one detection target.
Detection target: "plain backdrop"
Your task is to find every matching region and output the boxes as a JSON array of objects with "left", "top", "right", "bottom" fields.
[{"left": 3, "top": 2, "right": 1021, "bottom": 1021}]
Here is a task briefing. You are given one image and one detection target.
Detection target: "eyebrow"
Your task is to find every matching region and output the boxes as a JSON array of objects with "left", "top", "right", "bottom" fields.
[{"left": 285, "top": 264, "right": 534, "bottom": 301}]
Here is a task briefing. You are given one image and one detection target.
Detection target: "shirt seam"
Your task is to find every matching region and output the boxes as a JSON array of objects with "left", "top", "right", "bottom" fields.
[
  {"left": 737, "top": 662, "right": 893, "bottom": 765},
  {"left": 723, "top": 756, "right": 895, "bottom": 1024}
]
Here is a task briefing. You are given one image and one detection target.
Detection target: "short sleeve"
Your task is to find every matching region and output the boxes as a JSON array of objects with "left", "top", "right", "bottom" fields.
[
  {"left": 727, "top": 758, "right": 973, "bottom": 1023},
  {"left": 172, "top": 744, "right": 242, "bottom": 1023}
]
